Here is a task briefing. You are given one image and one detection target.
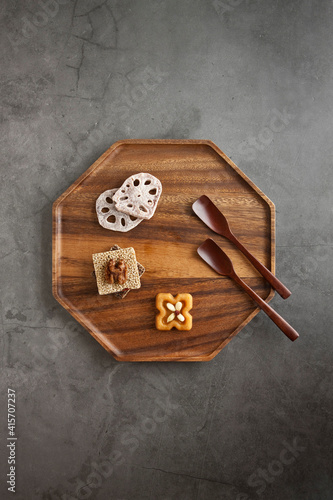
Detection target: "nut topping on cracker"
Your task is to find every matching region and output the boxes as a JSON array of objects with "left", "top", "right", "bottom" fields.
[
  {"left": 166, "top": 302, "right": 184, "bottom": 321},
  {"left": 105, "top": 259, "right": 127, "bottom": 285},
  {"left": 167, "top": 313, "right": 175, "bottom": 323},
  {"left": 110, "top": 245, "right": 145, "bottom": 299}
]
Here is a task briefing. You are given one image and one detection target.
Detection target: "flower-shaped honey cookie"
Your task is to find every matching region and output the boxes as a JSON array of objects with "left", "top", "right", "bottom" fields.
[{"left": 156, "top": 293, "right": 193, "bottom": 331}]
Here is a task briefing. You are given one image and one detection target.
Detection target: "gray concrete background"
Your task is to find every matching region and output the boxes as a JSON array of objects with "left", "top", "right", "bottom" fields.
[{"left": 1, "top": 0, "right": 332, "bottom": 499}]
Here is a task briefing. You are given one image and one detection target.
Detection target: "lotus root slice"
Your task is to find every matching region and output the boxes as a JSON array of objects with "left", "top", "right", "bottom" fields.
[
  {"left": 96, "top": 188, "right": 143, "bottom": 232},
  {"left": 112, "top": 173, "right": 162, "bottom": 220}
]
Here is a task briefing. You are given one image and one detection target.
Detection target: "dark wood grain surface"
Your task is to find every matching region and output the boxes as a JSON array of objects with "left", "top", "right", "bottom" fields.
[{"left": 52, "top": 139, "right": 275, "bottom": 361}]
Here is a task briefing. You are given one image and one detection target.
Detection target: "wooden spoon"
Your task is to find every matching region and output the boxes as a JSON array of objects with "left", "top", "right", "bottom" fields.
[
  {"left": 197, "top": 238, "right": 299, "bottom": 341},
  {"left": 192, "top": 195, "right": 291, "bottom": 299}
]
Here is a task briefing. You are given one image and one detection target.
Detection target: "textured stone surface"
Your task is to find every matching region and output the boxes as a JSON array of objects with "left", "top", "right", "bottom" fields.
[{"left": 0, "top": 0, "right": 332, "bottom": 499}]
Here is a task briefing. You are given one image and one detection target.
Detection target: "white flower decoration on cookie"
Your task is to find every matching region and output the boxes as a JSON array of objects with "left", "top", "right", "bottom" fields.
[{"left": 166, "top": 301, "right": 185, "bottom": 323}]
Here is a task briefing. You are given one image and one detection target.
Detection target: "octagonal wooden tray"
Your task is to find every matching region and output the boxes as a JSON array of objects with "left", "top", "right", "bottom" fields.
[{"left": 52, "top": 139, "right": 275, "bottom": 361}]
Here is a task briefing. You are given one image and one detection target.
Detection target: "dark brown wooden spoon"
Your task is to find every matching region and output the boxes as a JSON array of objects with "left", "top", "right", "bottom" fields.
[
  {"left": 197, "top": 238, "right": 299, "bottom": 341},
  {"left": 192, "top": 195, "right": 291, "bottom": 299}
]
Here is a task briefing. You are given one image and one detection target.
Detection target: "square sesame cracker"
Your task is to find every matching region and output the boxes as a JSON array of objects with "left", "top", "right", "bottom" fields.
[{"left": 92, "top": 247, "right": 141, "bottom": 295}]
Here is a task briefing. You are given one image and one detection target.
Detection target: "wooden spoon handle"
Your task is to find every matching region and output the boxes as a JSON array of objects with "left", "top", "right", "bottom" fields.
[
  {"left": 228, "top": 232, "right": 291, "bottom": 299},
  {"left": 232, "top": 273, "right": 299, "bottom": 341}
]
